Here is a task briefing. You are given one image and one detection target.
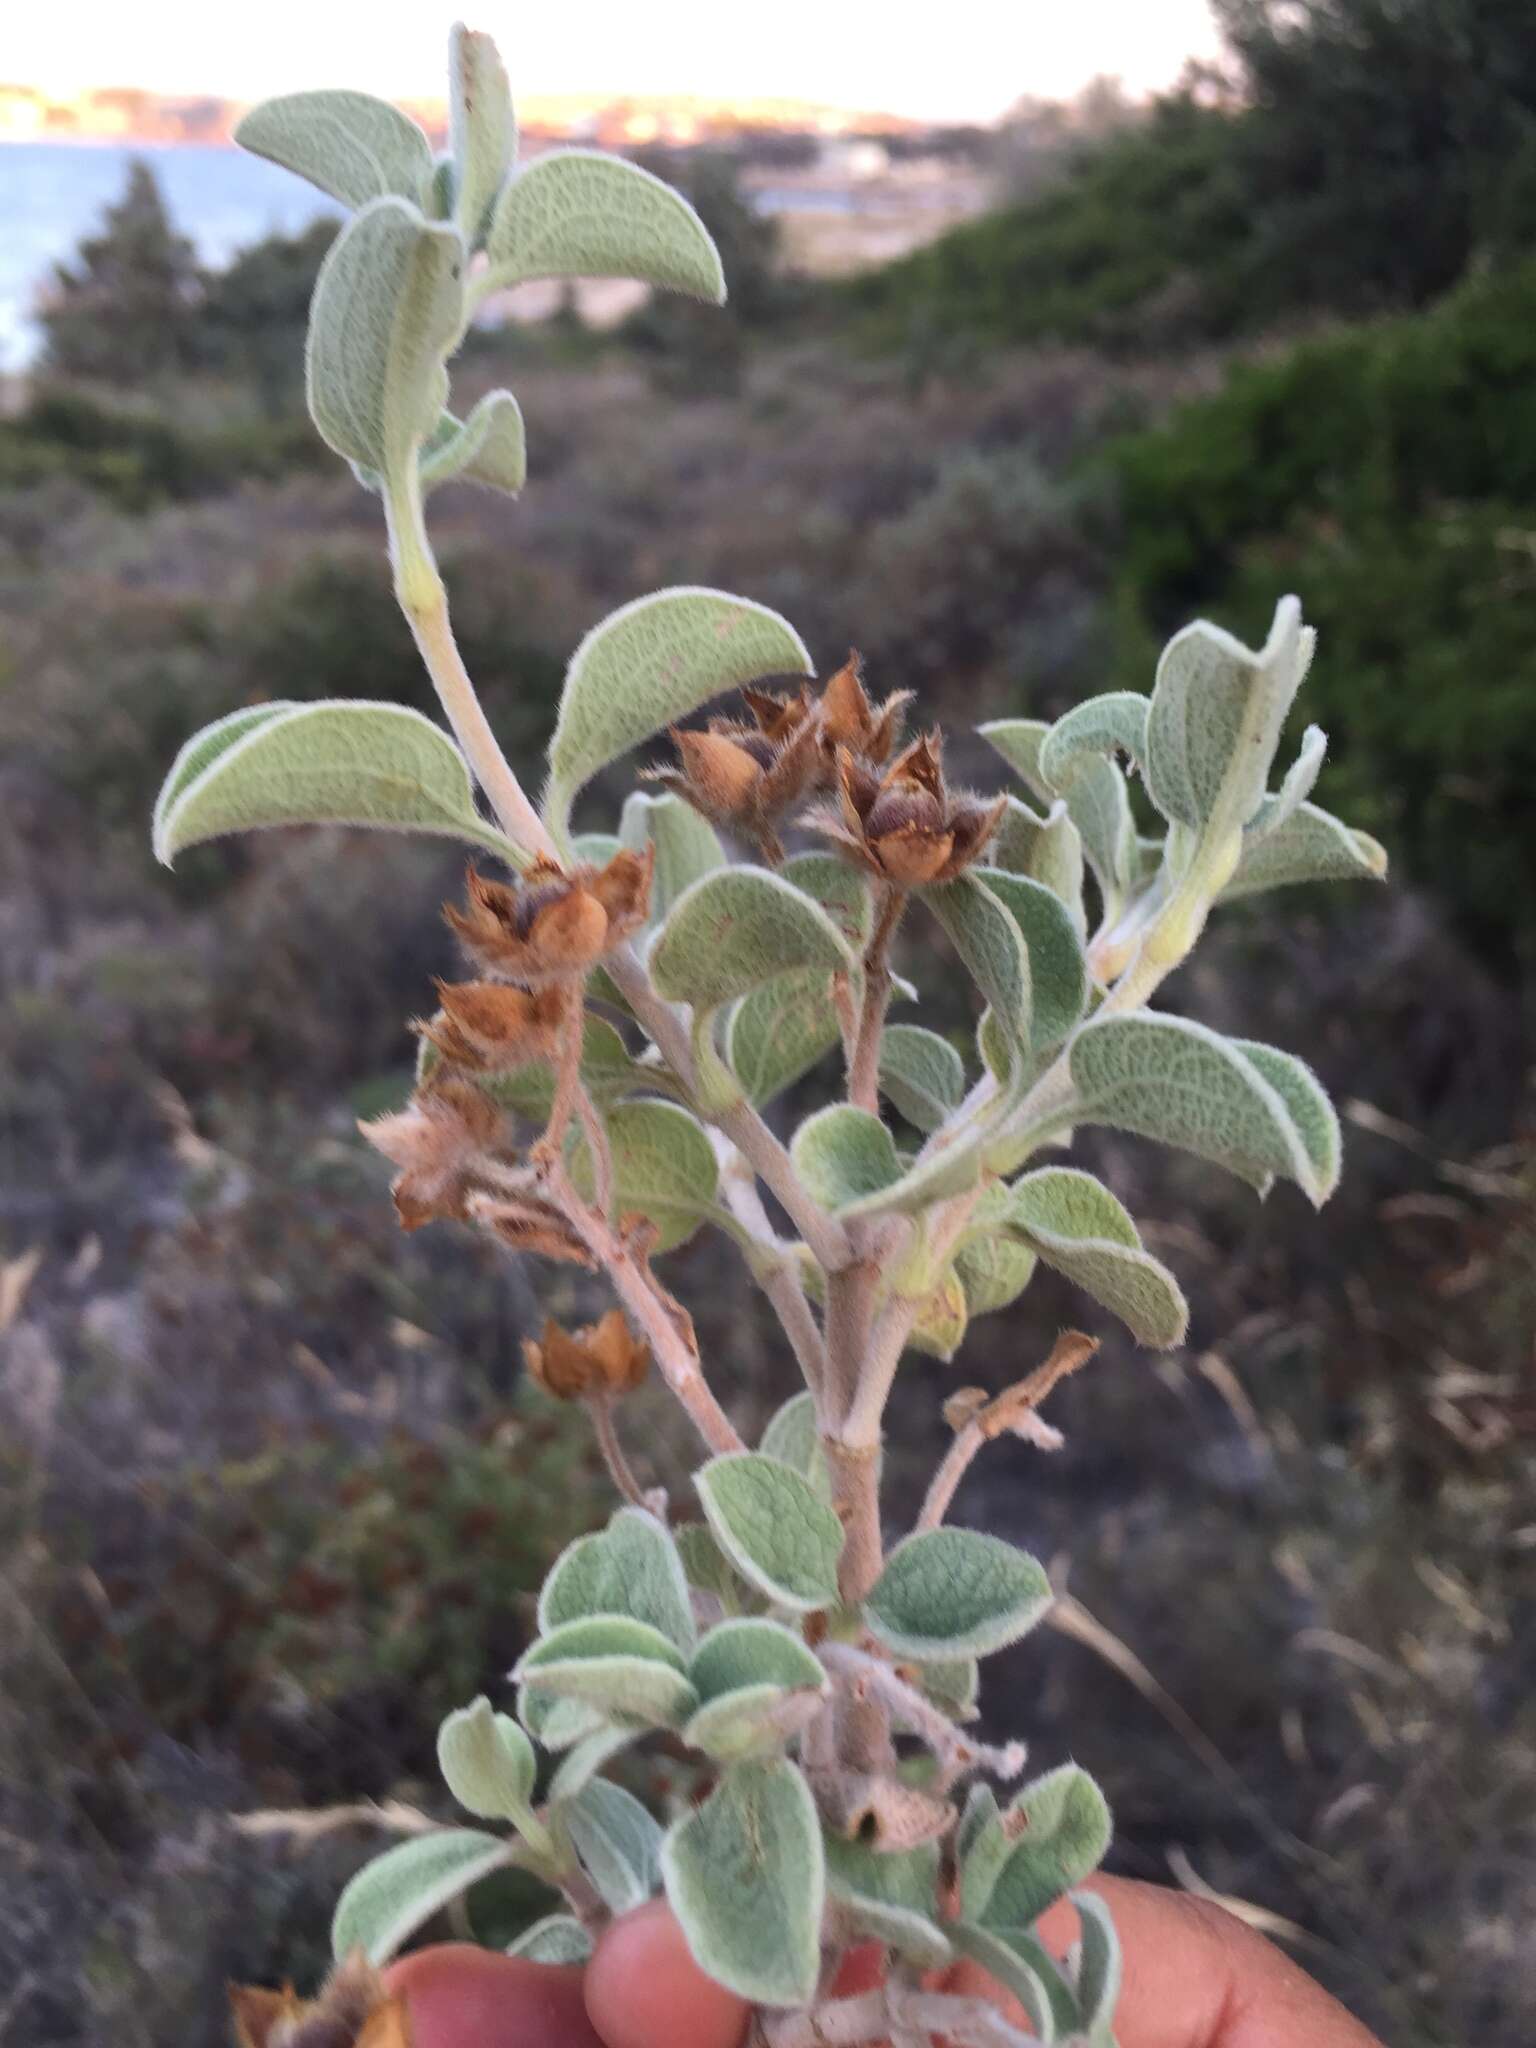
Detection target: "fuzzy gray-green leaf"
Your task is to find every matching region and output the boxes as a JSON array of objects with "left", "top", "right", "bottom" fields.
[
  {"left": 727, "top": 972, "right": 844, "bottom": 1104},
  {"left": 999, "top": 1166, "right": 1188, "bottom": 1348},
  {"left": 562, "top": 1778, "right": 663, "bottom": 1914},
  {"left": 973, "top": 867, "right": 1088, "bottom": 1051},
  {"left": 331, "top": 1829, "right": 512, "bottom": 1965},
  {"left": 651, "top": 866, "right": 854, "bottom": 1013},
  {"left": 683, "top": 1683, "right": 827, "bottom": 1763},
  {"left": 689, "top": 1617, "right": 827, "bottom": 1703},
  {"left": 1072, "top": 1889, "right": 1124, "bottom": 2041},
  {"left": 620, "top": 790, "right": 726, "bottom": 920},
  {"left": 1069, "top": 1013, "right": 1337, "bottom": 1204},
  {"left": 662, "top": 1761, "right": 823, "bottom": 2006},
  {"left": 488, "top": 149, "right": 725, "bottom": 300},
  {"left": 436, "top": 1695, "right": 536, "bottom": 1822},
  {"left": 1144, "top": 598, "right": 1314, "bottom": 833},
  {"left": 921, "top": 873, "right": 1031, "bottom": 1061},
  {"left": 790, "top": 1106, "right": 904, "bottom": 1213},
  {"left": 879, "top": 1025, "right": 966, "bottom": 1133},
  {"left": 824, "top": 1837, "right": 950, "bottom": 1968},
  {"left": 506, "top": 1915, "right": 594, "bottom": 1964},
  {"left": 696, "top": 1453, "right": 844, "bottom": 1614},
  {"left": 984, "top": 1764, "right": 1112, "bottom": 1932},
  {"left": 419, "top": 391, "right": 527, "bottom": 496},
  {"left": 152, "top": 702, "right": 299, "bottom": 846},
  {"left": 759, "top": 1391, "right": 832, "bottom": 1501},
  {"left": 236, "top": 90, "right": 434, "bottom": 209},
  {"left": 1039, "top": 691, "right": 1149, "bottom": 787},
  {"left": 448, "top": 24, "right": 515, "bottom": 246},
  {"left": 515, "top": 1616, "right": 697, "bottom": 1728},
  {"left": 154, "top": 701, "right": 510, "bottom": 866},
  {"left": 539, "top": 1508, "right": 696, "bottom": 1654},
  {"left": 952, "top": 1922, "right": 1079, "bottom": 2043},
  {"left": 568, "top": 1099, "right": 718, "bottom": 1252},
  {"left": 306, "top": 197, "right": 462, "bottom": 477},
  {"left": 863, "top": 1529, "right": 1051, "bottom": 1660},
  {"left": 992, "top": 797, "right": 1086, "bottom": 931},
  {"left": 1220, "top": 800, "right": 1387, "bottom": 900}
]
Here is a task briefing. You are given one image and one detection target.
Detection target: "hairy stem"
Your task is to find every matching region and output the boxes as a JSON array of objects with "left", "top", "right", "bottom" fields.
[
  {"left": 605, "top": 942, "right": 853, "bottom": 1273},
  {"left": 385, "top": 468, "right": 559, "bottom": 866},
  {"left": 489, "top": 1156, "right": 744, "bottom": 1455},
  {"left": 917, "top": 1330, "right": 1098, "bottom": 1531},
  {"left": 848, "top": 884, "right": 904, "bottom": 1112},
  {"left": 822, "top": 1252, "right": 889, "bottom": 1772},
  {"left": 586, "top": 1391, "right": 647, "bottom": 1508},
  {"left": 819, "top": 1642, "right": 1026, "bottom": 1783},
  {"left": 722, "top": 1167, "right": 830, "bottom": 1399}
]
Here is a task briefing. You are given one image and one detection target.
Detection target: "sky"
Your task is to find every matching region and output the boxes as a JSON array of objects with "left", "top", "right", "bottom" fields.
[{"left": 9, "top": 1, "right": 1224, "bottom": 122}]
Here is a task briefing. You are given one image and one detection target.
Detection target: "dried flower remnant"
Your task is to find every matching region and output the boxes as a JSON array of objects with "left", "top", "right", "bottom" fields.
[
  {"left": 816, "top": 651, "right": 911, "bottom": 771},
  {"left": 444, "top": 849, "right": 653, "bottom": 985},
  {"left": 647, "top": 702, "right": 821, "bottom": 863},
  {"left": 811, "top": 733, "right": 1005, "bottom": 887},
  {"left": 359, "top": 1080, "right": 503, "bottom": 1231},
  {"left": 465, "top": 1189, "right": 596, "bottom": 1266},
  {"left": 416, "top": 980, "right": 566, "bottom": 1073},
  {"left": 230, "top": 1955, "right": 407, "bottom": 2048},
  {"left": 522, "top": 1308, "right": 652, "bottom": 1400}
]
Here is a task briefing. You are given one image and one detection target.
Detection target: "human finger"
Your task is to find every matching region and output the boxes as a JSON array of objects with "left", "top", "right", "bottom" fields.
[
  {"left": 384, "top": 1943, "right": 605, "bottom": 2048},
  {"left": 584, "top": 1896, "right": 751, "bottom": 2048}
]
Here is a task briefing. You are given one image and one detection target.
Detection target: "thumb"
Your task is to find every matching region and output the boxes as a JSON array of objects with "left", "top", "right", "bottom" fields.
[
  {"left": 383, "top": 1944, "right": 603, "bottom": 2048},
  {"left": 584, "top": 1898, "right": 750, "bottom": 2048}
]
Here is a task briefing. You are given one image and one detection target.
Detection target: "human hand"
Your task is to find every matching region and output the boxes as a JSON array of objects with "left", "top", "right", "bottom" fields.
[{"left": 383, "top": 1878, "right": 1387, "bottom": 2048}]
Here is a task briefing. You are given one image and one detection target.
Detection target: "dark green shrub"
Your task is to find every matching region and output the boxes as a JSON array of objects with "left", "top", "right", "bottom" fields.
[{"left": 1104, "top": 258, "right": 1536, "bottom": 964}]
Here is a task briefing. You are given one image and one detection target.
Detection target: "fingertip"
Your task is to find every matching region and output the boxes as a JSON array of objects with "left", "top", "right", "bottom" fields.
[{"left": 585, "top": 1899, "right": 750, "bottom": 2048}]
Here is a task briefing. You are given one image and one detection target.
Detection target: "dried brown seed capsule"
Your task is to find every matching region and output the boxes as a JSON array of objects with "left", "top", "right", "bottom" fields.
[
  {"left": 817, "top": 651, "right": 912, "bottom": 768},
  {"left": 359, "top": 1079, "right": 502, "bottom": 1232},
  {"left": 523, "top": 1308, "right": 652, "bottom": 1400},
  {"left": 444, "top": 848, "right": 653, "bottom": 986},
  {"left": 807, "top": 732, "right": 1005, "bottom": 888},
  {"left": 417, "top": 981, "right": 566, "bottom": 1072},
  {"left": 230, "top": 1955, "right": 407, "bottom": 2048},
  {"left": 645, "top": 711, "right": 821, "bottom": 865}
]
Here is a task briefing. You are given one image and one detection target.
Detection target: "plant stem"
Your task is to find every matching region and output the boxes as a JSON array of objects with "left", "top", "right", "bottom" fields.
[
  {"left": 586, "top": 1391, "right": 647, "bottom": 1508},
  {"left": 821, "top": 1251, "right": 889, "bottom": 1773},
  {"left": 490, "top": 1156, "right": 744, "bottom": 1455},
  {"left": 385, "top": 467, "right": 559, "bottom": 867},
  {"left": 818, "top": 1643, "right": 1026, "bottom": 1782},
  {"left": 916, "top": 1331, "right": 1098, "bottom": 1531},
  {"left": 721, "top": 1167, "right": 830, "bottom": 1399},
  {"left": 605, "top": 942, "right": 853, "bottom": 1274},
  {"left": 848, "top": 884, "right": 903, "bottom": 1112}
]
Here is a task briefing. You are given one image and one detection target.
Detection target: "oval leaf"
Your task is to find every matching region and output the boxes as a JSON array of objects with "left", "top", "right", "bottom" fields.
[
  {"left": 879, "top": 1025, "right": 966, "bottom": 1133},
  {"left": 825, "top": 1837, "right": 951, "bottom": 1970},
  {"left": 516, "top": 1616, "right": 698, "bottom": 1728},
  {"left": 921, "top": 874, "right": 1031, "bottom": 1066},
  {"left": 952, "top": 1922, "right": 1077, "bottom": 2044},
  {"left": 1144, "top": 598, "right": 1314, "bottom": 833},
  {"left": 506, "top": 1915, "right": 594, "bottom": 1965},
  {"left": 695, "top": 1453, "right": 844, "bottom": 1614},
  {"left": 973, "top": 867, "right": 1088, "bottom": 1051},
  {"left": 620, "top": 789, "right": 727, "bottom": 921},
  {"left": 662, "top": 1760, "right": 823, "bottom": 2006},
  {"left": 449, "top": 24, "right": 516, "bottom": 245},
  {"left": 789, "top": 1106, "right": 904, "bottom": 1213},
  {"left": 759, "top": 1391, "right": 832, "bottom": 1502},
  {"left": 152, "top": 702, "right": 299, "bottom": 845},
  {"left": 489, "top": 149, "right": 725, "bottom": 300},
  {"left": 1221, "top": 800, "right": 1387, "bottom": 901},
  {"left": 1039, "top": 692, "right": 1149, "bottom": 787},
  {"left": 236, "top": 90, "right": 434, "bottom": 209},
  {"left": 727, "top": 971, "right": 844, "bottom": 1104},
  {"left": 437, "top": 1696, "right": 536, "bottom": 1821},
  {"left": 1069, "top": 1014, "right": 1337, "bottom": 1204},
  {"left": 998, "top": 1166, "right": 1188, "bottom": 1348},
  {"left": 419, "top": 391, "right": 527, "bottom": 496},
  {"left": 1072, "top": 1890, "right": 1124, "bottom": 2040},
  {"left": 562, "top": 1778, "right": 664, "bottom": 1914},
  {"left": 154, "top": 701, "right": 511, "bottom": 866},
  {"left": 651, "top": 866, "right": 854, "bottom": 1014},
  {"left": 863, "top": 1529, "right": 1051, "bottom": 1661},
  {"left": 689, "top": 1617, "right": 827, "bottom": 1703},
  {"left": 539, "top": 1508, "right": 696, "bottom": 1655},
  {"left": 568, "top": 1099, "right": 719, "bottom": 1252},
  {"left": 546, "top": 587, "right": 811, "bottom": 824},
  {"left": 683, "top": 1682, "right": 827, "bottom": 1763},
  {"left": 306, "top": 197, "right": 463, "bottom": 477},
  {"left": 984, "top": 1765, "right": 1112, "bottom": 1933},
  {"left": 331, "top": 1830, "right": 512, "bottom": 1965}
]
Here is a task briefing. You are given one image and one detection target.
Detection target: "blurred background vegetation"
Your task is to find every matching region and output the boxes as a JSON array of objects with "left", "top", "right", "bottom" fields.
[{"left": 1, "top": 1, "right": 1531, "bottom": 2041}]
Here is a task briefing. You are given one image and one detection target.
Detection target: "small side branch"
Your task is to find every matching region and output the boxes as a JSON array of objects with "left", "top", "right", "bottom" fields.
[
  {"left": 917, "top": 1331, "right": 1099, "bottom": 1532},
  {"left": 765, "top": 1989, "right": 1035, "bottom": 2048},
  {"left": 586, "top": 1391, "right": 648, "bottom": 1508},
  {"left": 818, "top": 1642, "right": 1027, "bottom": 1785}
]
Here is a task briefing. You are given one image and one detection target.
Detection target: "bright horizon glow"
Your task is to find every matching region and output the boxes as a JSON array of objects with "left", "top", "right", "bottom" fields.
[{"left": 9, "top": 1, "right": 1223, "bottom": 124}]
